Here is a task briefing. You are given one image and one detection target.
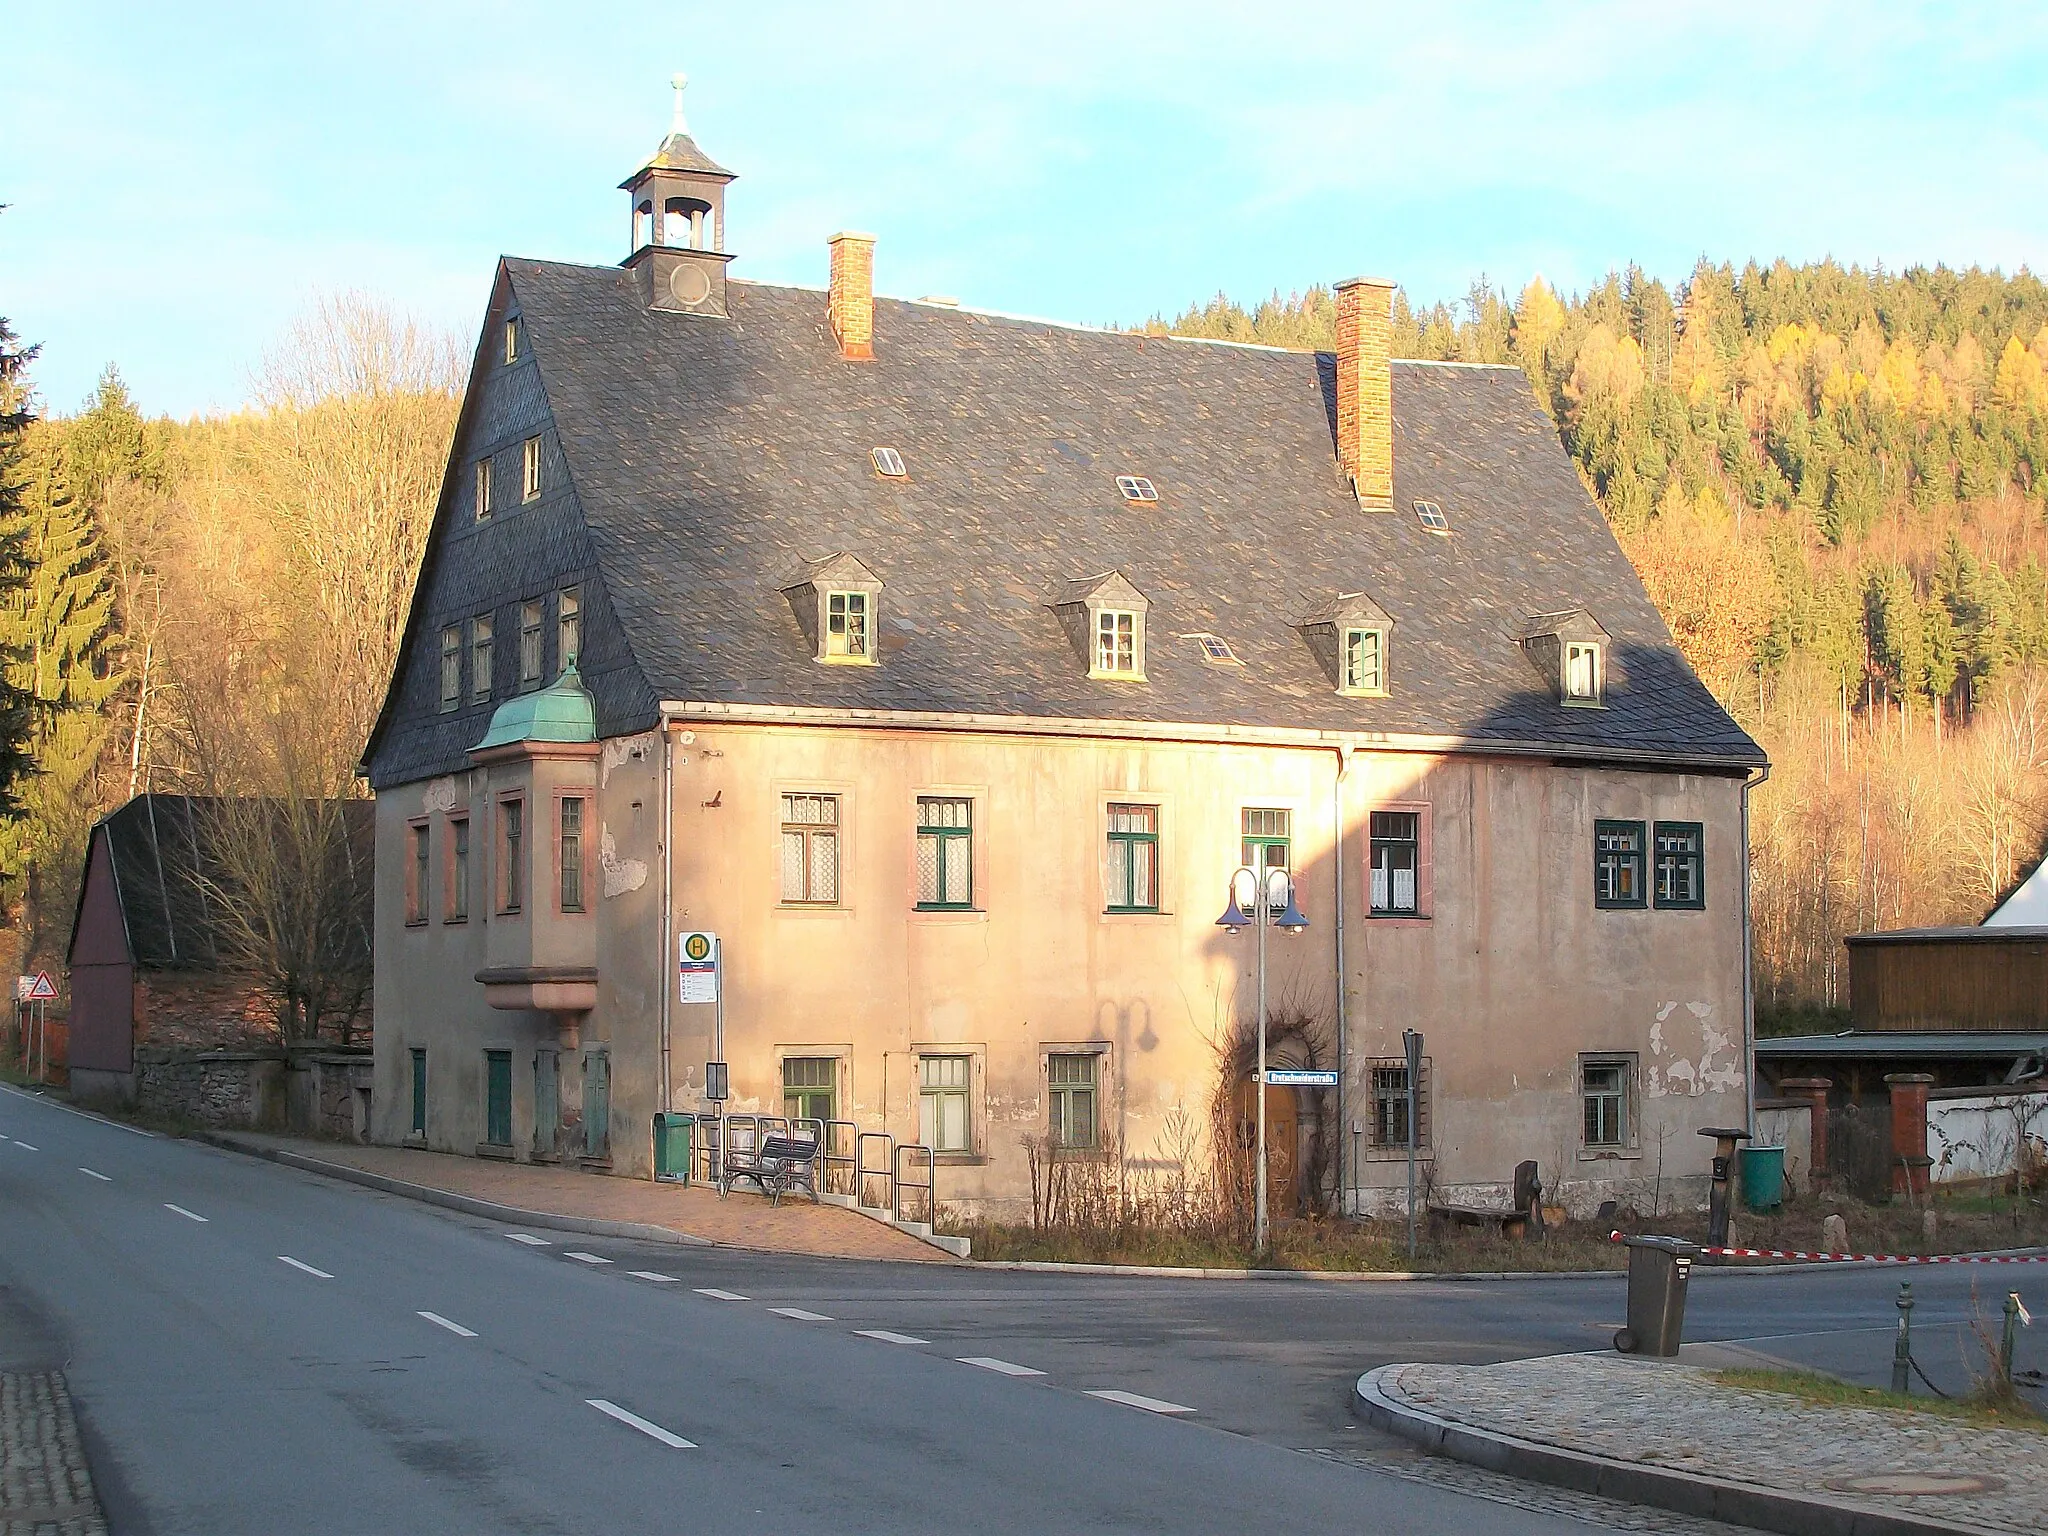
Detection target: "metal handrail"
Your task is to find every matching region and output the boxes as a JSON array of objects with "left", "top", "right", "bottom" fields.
[
  {"left": 721, "top": 1114, "right": 765, "bottom": 1196},
  {"left": 821, "top": 1119, "right": 858, "bottom": 1198},
  {"left": 894, "top": 1142, "right": 934, "bottom": 1228},
  {"left": 856, "top": 1131, "right": 895, "bottom": 1213},
  {"left": 691, "top": 1112, "right": 724, "bottom": 1186}
]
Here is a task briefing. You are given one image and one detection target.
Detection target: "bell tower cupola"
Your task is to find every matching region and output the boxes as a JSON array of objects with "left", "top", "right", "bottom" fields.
[{"left": 621, "top": 74, "right": 736, "bottom": 317}]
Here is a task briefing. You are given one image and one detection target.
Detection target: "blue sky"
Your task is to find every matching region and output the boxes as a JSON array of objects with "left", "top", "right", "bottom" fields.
[{"left": 7, "top": 1, "right": 2044, "bottom": 418}]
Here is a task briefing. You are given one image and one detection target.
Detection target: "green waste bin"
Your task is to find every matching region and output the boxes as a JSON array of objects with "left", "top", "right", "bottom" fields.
[
  {"left": 1739, "top": 1144, "right": 1786, "bottom": 1212},
  {"left": 653, "top": 1112, "right": 692, "bottom": 1184}
]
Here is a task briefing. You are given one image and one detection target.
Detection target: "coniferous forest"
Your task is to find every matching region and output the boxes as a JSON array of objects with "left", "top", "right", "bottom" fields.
[{"left": 5, "top": 261, "right": 2048, "bottom": 1029}]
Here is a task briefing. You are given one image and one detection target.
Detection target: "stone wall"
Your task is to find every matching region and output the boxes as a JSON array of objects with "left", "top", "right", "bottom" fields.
[{"left": 136, "top": 1049, "right": 287, "bottom": 1129}]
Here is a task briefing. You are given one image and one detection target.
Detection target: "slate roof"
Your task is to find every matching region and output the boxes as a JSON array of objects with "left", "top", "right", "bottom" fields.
[
  {"left": 370, "top": 260, "right": 1763, "bottom": 782},
  {"left": 69, "top": 796, "right": 373, "bottom": 971}
]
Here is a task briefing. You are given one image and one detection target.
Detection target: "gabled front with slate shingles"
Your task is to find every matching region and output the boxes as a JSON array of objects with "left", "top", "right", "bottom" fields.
[{"left": 366, "top": 106, "right": 1761, "bottom": 1220}]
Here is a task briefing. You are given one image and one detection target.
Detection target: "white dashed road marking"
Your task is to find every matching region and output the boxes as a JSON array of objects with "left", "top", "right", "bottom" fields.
[
  {"left": 505, "top": 1233, "right": 551, "bottom": 1246},
  {"left": 419, "top": 1311, "right": 478, "bottom": 1338},
  {"left": 769, "top": 1307, "right": 833, "bottom": 1322},
  {"left": 278, "top": 1256, "right": 334, "bottom": 1279},
  {"left": 164, "top": 1204, "right": 208, "bottom": 1223},
  {"left": 78, "top": 1167, "right": 112, "bottom": 1181},
  {"left": 587, "top": 1399, "right": 696, "bottom": 1449},
  {"left": 629, "top": 1271, "right": 679, "bottom": 1283},
  {"left": 959, "top": 1357, "right": 1046, "bottom": 1377},
  {"left": 14, "top": 1141, "right": 37, "bottom": 1151},
  {"left": 854, "top": 1329, "right": 929, "bottom": 1346},
  {"left": 1087, "top": 1389, "right": 1196, "bottom": 1415},
  {"left": 565, "top": 1252, "right": 612, "bottom": 1265},
  {"left": 694, "top": 1288, "right": 748, "bottom": 1302}
]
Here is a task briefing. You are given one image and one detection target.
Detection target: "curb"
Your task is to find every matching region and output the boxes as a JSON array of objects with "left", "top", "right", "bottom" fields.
[
  {"left": 968, "top": 1248, "right": 2048, "bottom": 1281},
  {"left": 1353, "top": 1365, "right": 2006, "bottom": 1536}
]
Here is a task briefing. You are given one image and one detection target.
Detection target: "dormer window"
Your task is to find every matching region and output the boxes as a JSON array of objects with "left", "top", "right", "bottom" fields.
[
  {"left": 1053, "top": 570, "right": 1150, "bottom": 682},
  {"left": 1414, "top": 499, "right": 1449, "bottom": 534},
  {"left": 872, "top": 447, "right": 906, "bottom": 478},
  {"left": 1298, "top": 590, "right": 1395, "bottom": 697},
  {"left": 826, "top": 591, "right": 870, "bottom": 659},
  {"left": 1564, "top": 641, "right": 1602, "bottom": 703},
  {"left": 783, "top": 553, "right": 884, "bottom": 667},
  {"left": 1096, "top": 611, "right": 1138, "bottom": 675},
  {"left": 1343, "top": 626, "right": 1386, "bottom": 694},
  {"left": 1115, "top": 476, "right": 1158, "bottom": 503}
]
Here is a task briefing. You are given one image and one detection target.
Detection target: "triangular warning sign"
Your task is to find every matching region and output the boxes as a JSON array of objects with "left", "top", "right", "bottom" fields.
[{"left": 27, "top": 972, "right": 57, "bottom": 1000}]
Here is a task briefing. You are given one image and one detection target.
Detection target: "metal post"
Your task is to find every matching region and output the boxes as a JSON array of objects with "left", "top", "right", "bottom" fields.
[
  {"left": 1403, "top": 1028, "right": 1421, "bottom": 1262},
  {"left": 1892, "top": 1283, "right": 1913, "bottom": 1395},
  {"left": 714, "top": 936, "right": 726, "bottom": 1187},
  {"left": 1254, "top": 844, "right": 1269, "bottom": 1255},
  {"left": 2002, "top": 1291, "right": 2027, "bottom": 1384}
]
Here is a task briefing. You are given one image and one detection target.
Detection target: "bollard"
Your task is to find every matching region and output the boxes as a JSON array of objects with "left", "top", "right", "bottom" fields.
[
  {"left": 1892, "top": 1283, "right": 1913, "bottom": 1395},
  {"left": 2002, "top": 1292, "right": 2032, "bottom": 1385}
]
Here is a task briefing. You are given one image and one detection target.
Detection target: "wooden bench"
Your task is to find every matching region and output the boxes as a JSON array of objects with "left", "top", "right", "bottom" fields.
[
  {"left": 1427, "top": 1159, "right": 1550, "bottom": 1241},
  {"left": 723, "top": 1134, "right": 820, "bottom": 1206}
]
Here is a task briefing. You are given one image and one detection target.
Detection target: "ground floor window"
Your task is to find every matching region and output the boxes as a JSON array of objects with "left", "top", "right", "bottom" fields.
[
  {"left": 409, "top": 1048, "right": 427, "bottom": 1137},
  {"left": 783, "top": 1056, "right": 836, "bottom": 1124},
  {"left": 1367, "top": 1057, "right": 1430, "bottom": 1150},
  {"left": 483, "top": 1050, "right": 512, "bottom": 1146},
  {"left": 1047, "top": 1053, "right": 1099, "bottom": 1150},
  {"left": 919, "top": 1055, "right": 972, "bottom": 1152},
  {"left": 1581, "top": 1055, "right": 1633, "bottom": 1149}
]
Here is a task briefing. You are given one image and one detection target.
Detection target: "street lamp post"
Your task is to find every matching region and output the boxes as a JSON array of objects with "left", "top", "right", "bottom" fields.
[{"left": 1216, "top": 852, "right": 1308, "bottom": 1253}]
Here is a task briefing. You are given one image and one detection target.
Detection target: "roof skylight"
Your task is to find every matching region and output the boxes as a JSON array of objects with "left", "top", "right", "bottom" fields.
[
  {"left": 1186, "top": 632, "right": 1240, "bottom": 666},
  {"left": 1414, "top": 499, "right": 1450, "bottom": 534},
  {"left": 1116, "top": 476, "right": 1159, "bottom": 503},
  {"left": 872, "top": 447, "right": 906, "bottom": 478}
]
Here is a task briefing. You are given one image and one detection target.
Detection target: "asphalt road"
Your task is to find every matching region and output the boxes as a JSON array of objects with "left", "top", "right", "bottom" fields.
[{"left": 1, "top": 1081, "right": 2040, "bottom": 1535}]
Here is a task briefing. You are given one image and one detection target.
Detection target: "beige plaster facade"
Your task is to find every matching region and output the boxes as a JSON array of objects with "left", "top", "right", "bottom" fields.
[{"left": 373, "top": 711, "right": 1748, "bottom": 1218}]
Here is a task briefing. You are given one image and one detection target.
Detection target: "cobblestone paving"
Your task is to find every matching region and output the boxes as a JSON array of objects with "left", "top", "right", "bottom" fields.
[
  {"left": 1386, "top": 1354, "right": 2046, "bottom": 1535},
  {"left": 0, "top": 1373, "right": 107, "bottom": 1535},
  {"left": 1306, "top": 1446, "right": 1754, "bottom": 1533}
]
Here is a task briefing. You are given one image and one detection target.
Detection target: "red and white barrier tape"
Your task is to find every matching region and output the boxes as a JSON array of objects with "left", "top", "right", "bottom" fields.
[{"left": 1606, "top": 1231, "right": 2048, "bottom": 1265}]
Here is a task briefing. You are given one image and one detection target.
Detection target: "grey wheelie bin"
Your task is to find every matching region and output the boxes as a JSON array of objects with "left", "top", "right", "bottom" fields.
[{"left": 1613, "top": 1235, "right": 1698, "bottom": 1356}]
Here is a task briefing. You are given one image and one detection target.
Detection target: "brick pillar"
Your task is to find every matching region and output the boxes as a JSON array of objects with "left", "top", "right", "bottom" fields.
[
  {"left": 1780, "top": 1077, "right": 1832, "bottom": 1181},
  {"left": 828, "top": 232, "right": 877, "bottom": 361},
  {"left": 1885, "top": 1073, "right": 1935, "bottom": 1198},
  {"left": 1334, "top": 276, "right": 1396, "bottom": 508}
]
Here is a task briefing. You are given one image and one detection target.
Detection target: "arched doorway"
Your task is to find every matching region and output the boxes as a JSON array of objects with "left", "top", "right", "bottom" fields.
[{"left": 1232, "top": 1077, "right": 1301, "bottom": 1216}]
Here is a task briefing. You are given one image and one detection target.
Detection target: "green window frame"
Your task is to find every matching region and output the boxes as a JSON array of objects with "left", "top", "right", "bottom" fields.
[
  {"left": 1343, "top": 626, "right": 1385, "bottom": 693},
  {"left": 919, "top": 1055, "right": 972, "bottom": 1153},
  {"left": 1368, "top": 810, "right": 1418, "bottom": 916},
  {"left": 1581, "top": 1056, "right": 1632, "bottom": 1149},
  {"left": 915, "top": 797, "right": 973, "bottom": 910},
  {"left": 1241, "top": 807, "right": 1291, "bottom": 874},
  {"left": 584, "top": 1048, "right": 610, "bottom": 1159},
  {"left": 533, "top": 1049, "right": 558, "bottom": 1155},
  {"left": 484, "top": 1050, "right": 512, "bottom": 1147},
  {"left": 825, "top": 591, "right": 870, "bottom": 659},
  {"left": 779, "top": 793, "right": 841, "bottom": 904},
  {"left": 1106, "top": 803, "right": 1159, "bottom": 912},
  {"left": 1047, "top": 1053, "right": 1098, "bottom": 1150},
  {"left": 499, "top": 798, "right": 524, "bottom": 914},
  {"left": 1594, "top": 819, "right": 1645, "bottom": 909},
  {"left": 559, "top": 797, "right": 586, "bottom": 913},
  {"left": 783, "top": 1056, "right": 837, "bottom": 1124},
  {"left": 1654, "top": 821, "right": 1705, "bottom": 910},
  {"left": 409, "top": 1048, "right": 427, "bottom": 1137},
  {"left": 439, "top": 625, "right": 461, "bottom": 710}
]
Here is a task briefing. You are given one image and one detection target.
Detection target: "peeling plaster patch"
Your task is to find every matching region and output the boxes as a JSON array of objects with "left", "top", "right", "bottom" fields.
[
  {"left": 601, "top": 827, "right": 648, "bottom": 898},
  {"left": 601, "top": 732, "right": 658, "bottom": 788},
  {"left": 422, "top": 777, "right": 461, "bottom": 815},
  {"left": 1646, "top": 1000, "right": 1745, "bottom": 1097}
]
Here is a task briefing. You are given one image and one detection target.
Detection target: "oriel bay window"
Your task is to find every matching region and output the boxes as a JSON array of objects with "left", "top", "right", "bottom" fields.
[
  {"left": 1594, "top": 820, "right": 1645, "bottom": 909},
  {"left": 780, "top": 793, "right": 841, "bottom": 904},
  {"left": 1106, "top": 803, "right": 1159, "bottom": 912},
  {"left": 498, "top": 798, "right": 525, "bottom": 914},
  {"left": 1368, "top": 811, "right": 1419, "bottom": 916},
  {"left": 558, "top": 796, "right": 587, "bottom": 913},
  {"left": 1047, "top": 1053, "right": 1099, "bottom": 1150},
  {"left": 919, "top": 1055, "right": 972, "bottom": 1153},
  {"left": 1654, "top": 821, "right": 1704, "bottom": 909},
  {"left": 915, "top": 797, "right": 972, "bottom": 910}
]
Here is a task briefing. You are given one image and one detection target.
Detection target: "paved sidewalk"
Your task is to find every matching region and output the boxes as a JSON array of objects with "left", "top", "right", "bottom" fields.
[
  {"left": 208, "top": 1133, "right": 947, "bottom": 1264},
  {"left": 0, "top": 1373, "right": 106, "bottom": 1535},
  {"left": 1361, "top": 1351, "right": 2044, "bottom": 1536}
]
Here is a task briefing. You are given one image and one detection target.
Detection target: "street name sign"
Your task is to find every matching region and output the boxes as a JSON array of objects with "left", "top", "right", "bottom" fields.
[{"left": 1264, "top": 1068, "right": 1337, "bottom": 1087}]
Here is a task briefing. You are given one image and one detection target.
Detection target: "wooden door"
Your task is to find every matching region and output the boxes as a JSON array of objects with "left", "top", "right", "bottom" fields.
[{"left": 1233, "top": 1080, "right": 1302, "bottom": 1216}]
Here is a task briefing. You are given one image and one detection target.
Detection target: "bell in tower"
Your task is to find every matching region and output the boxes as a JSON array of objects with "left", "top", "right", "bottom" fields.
[{"left": 621, "top": 74, "right": 736, "bottom": 317}]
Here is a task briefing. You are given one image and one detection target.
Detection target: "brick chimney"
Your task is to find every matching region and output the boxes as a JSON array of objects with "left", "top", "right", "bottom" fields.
[
  {"left": 828, "top": 232, "right": 877, "bottom": 361},
  {"left": 1335, "top": 276, "right": 1396, "bottom": 508}
]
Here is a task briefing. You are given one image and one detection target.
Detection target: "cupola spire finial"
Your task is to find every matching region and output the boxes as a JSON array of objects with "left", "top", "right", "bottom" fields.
[{"left": 670, "top": 72, "right": 689, "bottom": 135}]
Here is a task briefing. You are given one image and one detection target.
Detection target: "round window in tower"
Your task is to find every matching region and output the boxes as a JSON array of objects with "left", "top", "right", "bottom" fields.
[{"left": 669, "top": 264, "right": 713, "bottom": 308}]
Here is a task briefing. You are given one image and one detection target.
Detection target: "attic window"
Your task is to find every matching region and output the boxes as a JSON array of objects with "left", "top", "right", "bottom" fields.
[
  {"left": 1564, "top": 641, "right": 1603, "bottom": 704},
  {"left": 1414, "top": 499, "right": 1449, "bottom": 534},
  {"left": 1342, "top": 627, "right": 1386, "bottom": 695},
  {"left": 826, "top": 591, "right": 871, "bottom": 660},
  {"left": 1095, "top": 611, "right": 1140, "bottom": 676},
  {"left": 872, "top": 446, "right": 906, "bottom": 478},
  {"left": 1187, "top": 632, "right": 1239, "bottom": 666},
  {"left": 503, "top": 316, "right": 521, "bottom": 365},
  {"left": 1115, "top": 476, "right": 1159, "bottom": 503}
]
